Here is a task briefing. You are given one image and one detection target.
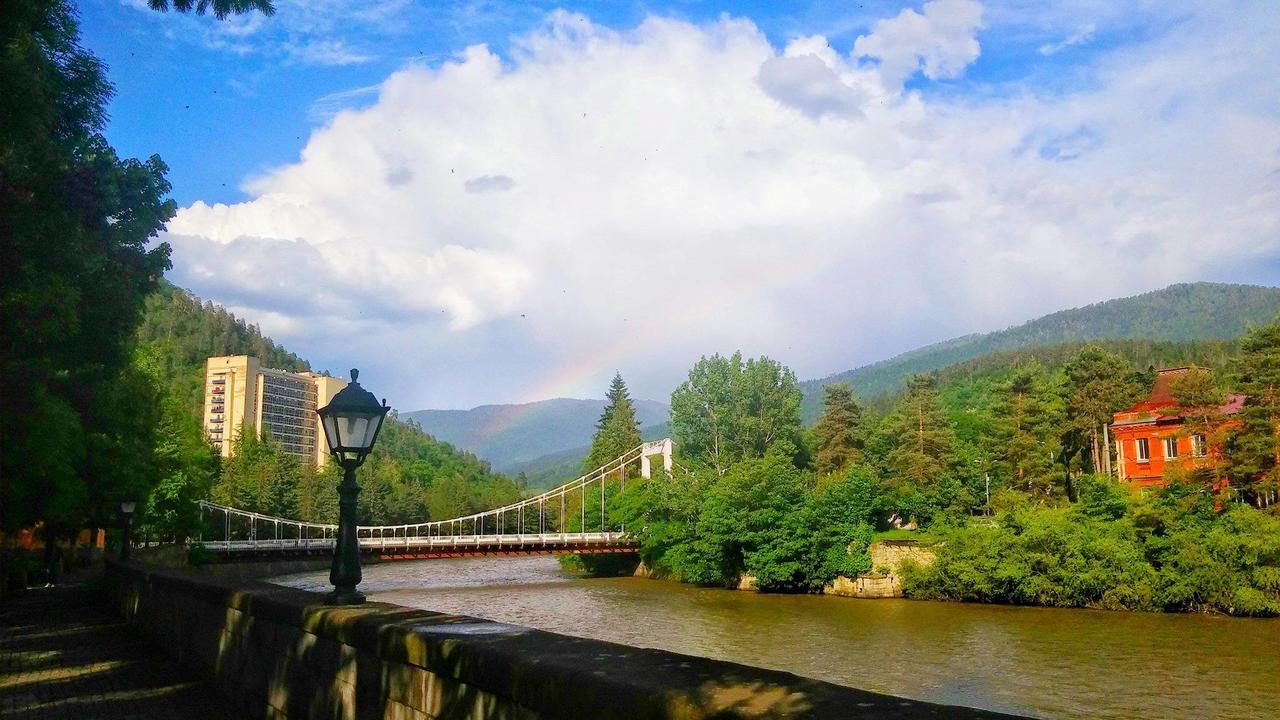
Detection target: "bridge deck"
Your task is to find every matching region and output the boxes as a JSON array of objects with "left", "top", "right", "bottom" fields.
[{"left": 202, "top": 531, "right": 637, "bottom": 561}]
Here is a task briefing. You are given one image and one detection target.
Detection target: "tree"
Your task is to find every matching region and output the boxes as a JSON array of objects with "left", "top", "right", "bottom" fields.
[
  {"left": 991, "top": 364, "right": 1064, "bottom": 502},
  {"left": 146, "top": 0, "right": 275, "bottom": 20},
  {"left": 1168, "top": 365, "right": 1226, "bottom": 485},
  {"left": 584, "top": 372, "right": 643, "bottom": 472},
  {"left": 812, "top": 383, "right": 865, "bottom": 476},
  {"left": 1063, "top": 345, "right": 1142, "bottom": 474},
  {"left": 881, "top": 375, "right": 955, "bottom": 494},
  {"left": 1229, "top": 322, "right": 1280, "bottom": 504},
  {"left": 669, "top": 352, "right": 802, "bottom": 475},
  {"left": 1, "top": 1, "right": 173, "bottom": 552}
]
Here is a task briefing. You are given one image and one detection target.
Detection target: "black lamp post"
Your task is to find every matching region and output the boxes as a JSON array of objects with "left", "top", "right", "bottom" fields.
[
  {"left": 119, "top": 500, "right": 137, "bottom": 561},
  {"left": 317, "top": 368, "right": 390, "bottom": 605}
]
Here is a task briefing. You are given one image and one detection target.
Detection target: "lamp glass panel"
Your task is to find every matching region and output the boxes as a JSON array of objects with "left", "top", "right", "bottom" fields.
[
  {"left": 340, "top": 416, "right": 371, "bottom": 450},
  {"left": 121, "top": 501, "right": 137, "bottom": 513},
  {"left": 362, "top": 413, "right": 384, "bottom": 448},
  {"left": 322, "top": 415, "right": 340, "bottom": 452}
]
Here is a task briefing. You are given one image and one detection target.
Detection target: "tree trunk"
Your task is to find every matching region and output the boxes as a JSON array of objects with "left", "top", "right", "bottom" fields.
[
  {"left": 1102, "top": 423, "right": 1112, "bottom": 476},
  {"left": 1090, "top": 425, "right": 1101, "bottom": 475}
]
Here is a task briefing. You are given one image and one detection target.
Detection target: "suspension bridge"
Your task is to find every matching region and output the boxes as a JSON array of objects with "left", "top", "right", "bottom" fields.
[{"left": 195, "top": 439, "right": 673, "bottom": 561}]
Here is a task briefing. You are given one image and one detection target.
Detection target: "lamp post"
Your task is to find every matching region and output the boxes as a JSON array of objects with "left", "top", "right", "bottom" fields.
[
  {"left": 316, "top": 369, "right": 390, "bottom": 605},
  {"left": 119, "top": 500, "right": 137, "bottom": 561}
]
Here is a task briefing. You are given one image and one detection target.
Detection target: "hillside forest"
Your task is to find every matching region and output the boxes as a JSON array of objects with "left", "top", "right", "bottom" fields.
[{"left": 596, "top": 329, "right": 1280, "bottom": 616}]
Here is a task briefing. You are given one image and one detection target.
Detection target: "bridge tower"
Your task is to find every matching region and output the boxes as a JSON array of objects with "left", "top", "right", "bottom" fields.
[{"left": 639, "top": 438, "right": 673, "bottom": 479}]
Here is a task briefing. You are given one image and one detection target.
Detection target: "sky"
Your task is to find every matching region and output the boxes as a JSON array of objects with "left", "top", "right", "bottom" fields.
[{"left": 79, "top": 1, "right": 1280, "bottom": 410}]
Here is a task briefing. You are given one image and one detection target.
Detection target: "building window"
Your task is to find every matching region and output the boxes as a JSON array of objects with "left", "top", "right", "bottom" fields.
[
  {"left": 1163, "top": 437, "right": 1178, "bottom": 459},
  {"left": 1136, "top": 438, "right": 1150, "bottom": 462},
  {"left": 1192, "top": 434, "right": 1208, "bottom": 458}
]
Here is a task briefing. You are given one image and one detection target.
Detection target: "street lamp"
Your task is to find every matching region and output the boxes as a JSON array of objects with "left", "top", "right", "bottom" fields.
[
  {"left": 316, "top": 368, "right": 390, "bottom": 605},
  {"left": 119, "top": 500, "right": 137, "bottom": 561}
]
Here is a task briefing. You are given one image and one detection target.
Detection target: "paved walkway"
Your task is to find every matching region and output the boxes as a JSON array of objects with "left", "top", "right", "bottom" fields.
[{"left": 0, "top": 572, "right": 240, "bottom": 720}]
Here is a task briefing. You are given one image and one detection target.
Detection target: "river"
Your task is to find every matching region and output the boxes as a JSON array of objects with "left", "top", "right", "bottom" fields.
[{"left": 270, "top": 556, "right": 1280, "bottom": 719}]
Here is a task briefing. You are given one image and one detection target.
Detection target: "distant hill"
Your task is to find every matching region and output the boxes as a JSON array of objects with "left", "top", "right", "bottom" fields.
[
  {"left": 404, "top": 398, "right": 669, "bottom": 472},
  {"left": 801, "top": 282, "right": 1280, "bottom": 420}
]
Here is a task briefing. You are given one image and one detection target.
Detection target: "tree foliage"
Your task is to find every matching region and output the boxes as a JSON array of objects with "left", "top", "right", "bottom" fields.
[
  {"left": 584, "top": 372, "right": 643, "bottom": 472},
  {"left": 1230, "top": 324, "right": 1280, "bottom": 498},
  {"left": 811, "top": 383, "right": 865, "bottom": 476},
  {"left": 991, "top": 363, "right": 1064, "bottom": 501},
  {"left": 1, "top": 0, "right": 173, "bottom": 541},
  {"left": 670, "top": 352, "right": 802, "bottom": 474}
]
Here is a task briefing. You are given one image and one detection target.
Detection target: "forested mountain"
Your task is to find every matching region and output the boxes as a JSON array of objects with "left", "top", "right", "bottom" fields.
[
  {"left": 132, "top": 281, "right": 518, "bottom": 532},
  {"left": 404, "top": 397, "right": 669, "bottom": 471},
  {"left": 135, "top": 280, "right": 310, "bottom": 413},
  {"left": 801, "top": 282, "right": 1280, "bottom": 420}
]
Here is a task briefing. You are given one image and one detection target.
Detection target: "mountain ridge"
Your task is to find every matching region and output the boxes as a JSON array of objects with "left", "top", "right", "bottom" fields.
[
  {"left": 404, "top": 396, "right": 669, "bottom": 472},
  {"left": 799, "top": 281, "right": 1280, "bottom": 419}
]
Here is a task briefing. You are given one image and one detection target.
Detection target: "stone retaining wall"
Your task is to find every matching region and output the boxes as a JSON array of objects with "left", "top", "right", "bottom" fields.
[
  {"left": 826, "top": 541, "right": 939, "bottom": 599},
  {"left": 104, "top": 558, "right": 1018, "bottom": 720}
]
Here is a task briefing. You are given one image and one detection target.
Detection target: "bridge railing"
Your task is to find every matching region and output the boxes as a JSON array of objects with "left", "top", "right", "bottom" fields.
[
  {"left": 197, "top": 440, "right": 675, "bottom": 552},
  {"left": 199, "top": 531, "right": 631, "bottom": 553}
]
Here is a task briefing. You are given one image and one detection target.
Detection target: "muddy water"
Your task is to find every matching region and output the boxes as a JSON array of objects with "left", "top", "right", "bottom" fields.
[{"left": 271, "top": 556, "right": 1280, "bottom": 719}]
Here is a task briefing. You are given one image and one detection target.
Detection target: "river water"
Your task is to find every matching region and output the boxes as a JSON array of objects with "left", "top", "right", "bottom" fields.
[{"left": 270, "top": 556, "right": 1280, "bottom": 719}]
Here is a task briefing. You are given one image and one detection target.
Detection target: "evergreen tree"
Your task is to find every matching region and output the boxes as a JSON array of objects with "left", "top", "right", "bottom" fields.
[
  {"left": 812, "top": 383, "right": 865, "bottom": 476},
  {"left": 584, "top": 372, "right": 643, "bottom": 472},
  {"left": 882, "top": 374, "right": 955, "bottom": 489},
  {"left": 1229, "top": 322, "right": 1280, "bottom": 504},
  {"left": 1063, "top": 344, "right": 1143, "bottom": 474},
  {"left": 992, "top": 364, "right": 1064, "bottom": 501}
]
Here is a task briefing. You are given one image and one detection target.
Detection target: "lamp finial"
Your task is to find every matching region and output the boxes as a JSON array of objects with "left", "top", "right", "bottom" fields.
[{"left": 350, "top": 368, "right": 359, "bottom": 383}]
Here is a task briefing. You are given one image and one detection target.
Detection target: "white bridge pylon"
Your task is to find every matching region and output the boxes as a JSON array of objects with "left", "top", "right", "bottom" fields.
[{"left": 197, "top": 439, "right": 675, "bottom": 556}]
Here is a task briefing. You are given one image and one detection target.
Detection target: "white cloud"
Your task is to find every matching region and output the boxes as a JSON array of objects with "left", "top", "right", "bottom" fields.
[
  {"left": 1038, "top": 23, "right": 1096, "bottom": 55},
  {"left": 852, "top": 0, "right": 984, "bottom": 90},
  {"left": 164, "top": 4, "right": 1280, "bottom": 409}
]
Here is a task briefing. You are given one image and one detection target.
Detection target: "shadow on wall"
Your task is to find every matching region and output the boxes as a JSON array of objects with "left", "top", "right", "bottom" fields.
[{"left": 104, "top": 559, "right": 1026, "bottom": 720}]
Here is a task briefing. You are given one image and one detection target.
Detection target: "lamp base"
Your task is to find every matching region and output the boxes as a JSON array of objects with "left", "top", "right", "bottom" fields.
[{"left": 325, "top": 588, "right": 366, "bottom": 605}]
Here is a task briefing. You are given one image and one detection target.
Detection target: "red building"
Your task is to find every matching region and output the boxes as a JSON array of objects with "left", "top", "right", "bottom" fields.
[{"left": 1110, "top": 367, "right": 1244, "bottom": 492}]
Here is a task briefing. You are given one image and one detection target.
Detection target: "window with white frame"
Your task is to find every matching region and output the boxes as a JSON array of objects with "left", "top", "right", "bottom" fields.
[
  {"left": 1192, "top": 434, "right": 1208, "bottom": 457},
  {"left": 1163, "top": 437, "right": 1178, "bottom": 459},
  {"left": 1136, "top": 437, "right": 1150, "bottom": 462}
]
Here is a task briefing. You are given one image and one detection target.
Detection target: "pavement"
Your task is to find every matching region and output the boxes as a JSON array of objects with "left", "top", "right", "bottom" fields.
[{"left": 0, "top": 571, "right": 241, "bottom": 720}]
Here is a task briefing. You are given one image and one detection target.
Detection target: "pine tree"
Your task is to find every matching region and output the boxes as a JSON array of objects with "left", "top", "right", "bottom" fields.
[
  {"left": 992, "top": 364, "right": 1063, "bottom": 501},
  {"left": 1229, "top": 322, "right": 1280, "bottom": 504},
  {"left": 812, "top": 383, "right": 865, "bottom": 476},
  {"left": 584, "top": 372, "right": 644, "bottom": 472},
  {"left": 882, "top": 374, "right": 955, "bottom": 491},
  {"left": 1063, "top": 344, "right": 1143, "bottom": 474}
]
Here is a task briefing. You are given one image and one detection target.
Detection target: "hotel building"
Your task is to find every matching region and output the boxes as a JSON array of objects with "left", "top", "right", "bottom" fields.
[{"left": 203, "top": 356, "right": 347, "bottom": 467}]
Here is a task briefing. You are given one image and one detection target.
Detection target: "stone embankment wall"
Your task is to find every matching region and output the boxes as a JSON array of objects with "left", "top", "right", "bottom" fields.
[
  {"left": 825, "top": 541, "right": 938, "bottom": 600},
  {"left": 104, "top": 559, "right": 1017, "bottom": 720}
]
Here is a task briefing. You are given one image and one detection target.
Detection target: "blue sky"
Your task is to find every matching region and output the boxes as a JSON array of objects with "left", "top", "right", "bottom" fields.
[
  {"left": 82, "top": 1, "right": 1137, "bottom": 207},
  {"left": 76, "top": 2, "right": 1280, "bottom": 409}
]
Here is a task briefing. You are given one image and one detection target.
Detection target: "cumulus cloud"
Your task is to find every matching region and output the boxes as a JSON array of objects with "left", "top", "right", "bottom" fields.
[
  {"left": 852, "top": 0, "right": 984, "bottom": 90},
  {"left": 164, "top": 4, "right": 1280, "bottom": 409}
]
